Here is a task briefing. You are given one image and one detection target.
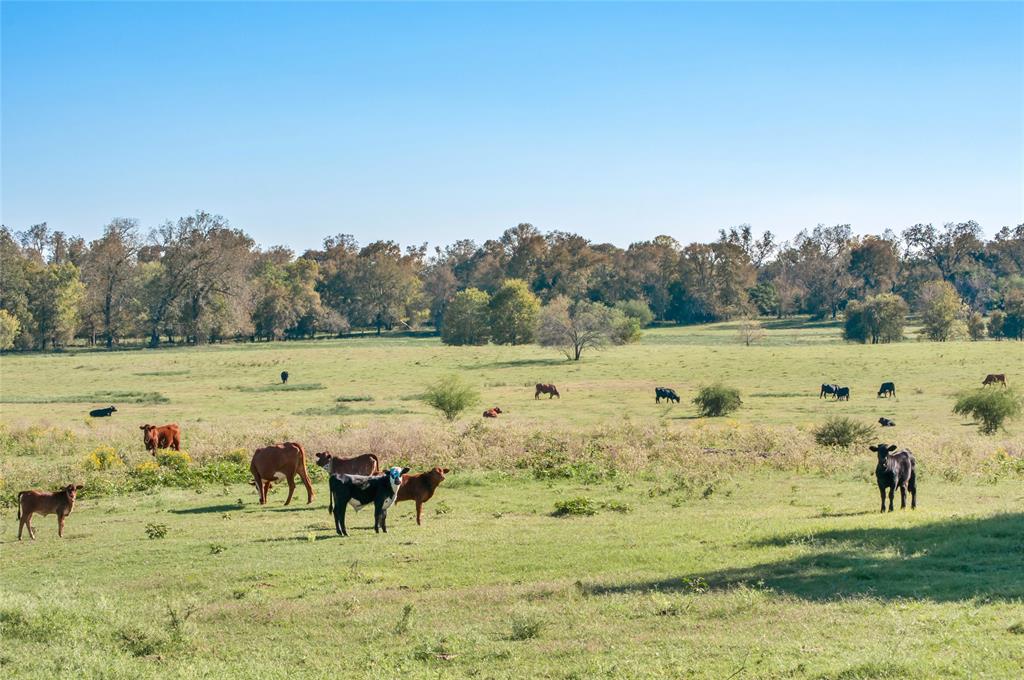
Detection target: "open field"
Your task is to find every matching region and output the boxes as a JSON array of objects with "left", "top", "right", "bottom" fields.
[{"left": 2, "top": 320, "right": 1023, "bottom": 678}]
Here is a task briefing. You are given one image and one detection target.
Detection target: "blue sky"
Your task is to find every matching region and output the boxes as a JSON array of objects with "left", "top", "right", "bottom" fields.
[{"left": 2, "top": 1, "right": 1022, "bottom": 251}]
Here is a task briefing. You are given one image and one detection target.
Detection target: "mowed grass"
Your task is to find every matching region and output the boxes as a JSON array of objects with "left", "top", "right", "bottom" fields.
[
  {"left": 2, "top": 475, "right": 1023, "bottom": 679},
  {"left": 2, "top": 320, "right": 1024, "bottom": 678}
]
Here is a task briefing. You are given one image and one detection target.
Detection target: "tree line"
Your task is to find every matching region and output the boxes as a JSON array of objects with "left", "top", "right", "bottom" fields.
[{"left": 0, "top": 214, "right": 1022, "bottom": 352}]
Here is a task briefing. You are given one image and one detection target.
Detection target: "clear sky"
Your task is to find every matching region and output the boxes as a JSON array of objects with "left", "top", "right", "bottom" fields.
[{"left": 2, "top": 1, "right": 1022, "bottom": 252}]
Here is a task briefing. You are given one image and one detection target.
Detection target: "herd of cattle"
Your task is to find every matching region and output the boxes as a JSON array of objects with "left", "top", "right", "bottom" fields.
[{"left": 13, "top": 371, "right": 1011, "bottom": 540}]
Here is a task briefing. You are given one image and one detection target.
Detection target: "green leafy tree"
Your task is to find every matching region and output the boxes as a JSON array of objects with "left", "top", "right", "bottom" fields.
[
  {"left": 919, "top": 280, "right": 965, "bottom": 341},
  {"left": 613, "top": 299, "right": 654, "bottom": 327},
  {"left": 0, "top": 309, "right": 20, "bottom": 350},
  {"left": 987, "top": 310, "right": 1006, "bottom": 339},
  {"left": 843, "top": 293, "right": 908, "bottom": 344},
  {"left": 953, "top": 387, "right": 1023, "bottom": 434},
  {"left": 489, "top": 278, "right": 540, "bottom": 345},
  {"left": 25, "top": 261, "right": 85, "bottom": 349},
  {"left": 966, "top": 312, "right": 987, "bottom": 341},
  {"left": 538, "top": 296, "right": 629, "bottom": 360},
  {"left": 441, "top": 288, "right": 492, "bottom": 345}
]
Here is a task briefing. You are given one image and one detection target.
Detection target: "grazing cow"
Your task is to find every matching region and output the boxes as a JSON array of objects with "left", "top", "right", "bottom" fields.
[
  {"left": 535, "top": 383, "right": 560, "bottom": 399},
  {"left": 983, "top": 374, "right": 1007, "bottom": 387},
  {"left": 655, "top": 387, "right": 680, "bottom": 404},
  {"left": 313, "top": 452, "right": 380, "bottom": 512},
  {"left": 396, "top": 467, "right": 450, "bottom": 525},
  {"left": 878, "top": 417, "right": 895, "bottom": 427},
  {"left": 870, "top": 443, "right": 916, "bottom": 513},
  {"left": 139, "top": 423, "right": 181, "bottom": 454},
  {"left": 280, "top": 370, "right": 289, "bottom": 384},
  {"left": 877, "top": 382, "right": 896, "bottom": 398},
  {"left": 819, "top": 384, "right": 840, "bottom": 399},
  {"left": 17, "top": 484, "right": 82, "bottom": 540},
  {"left": 483, "top": 407, "right": 503, "bottom": 418},
  {"left": 834, "top": 386, "right": 850, "bottom": 401},
  {"left": 251, "top": 442, "right": 315, "bottom": 506},
  {"left": 89, "top": 405, "right": 117, "bottom": 418},
  {"left": 330, "top": 466, "right": 410, "bottom": 536}
]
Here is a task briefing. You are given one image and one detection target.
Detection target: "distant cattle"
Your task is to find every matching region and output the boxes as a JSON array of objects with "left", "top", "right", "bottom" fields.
[
  {"left": 819, "top": 384, "right": 840, "bottom": 399},
  {"left": 878, "top": 417, "right": 895, "bottom": 427},
  {"left": 280, "top": 371, "right": 289, "bottom": 384},
  {"left": 89, "top": 405, "right": 117, "bottom": 418},
  {"left": 330, "top": 466, "right": 410, "bottom": 536},
  {"left": 877, "top": 382, "right": 896, "bottom": 398},
  {"left": 314, "top": 452, "right": 380, "bottom": 512},
  {"left": 251, "top": 442, "right": 315, "bottom": 506},
  {"left": 834, "top": 386, "right": 850, "bottom": 401},
  {"left": 396, "top": 467, "right": 450, "bottom": 525},
  {"left": 17, "top": 484, "right": 82, "bottom": 540},
  {"left": 655, "top": 387, "right": 680, "bottom": 404},
  {"left": 483, "top": 407, "right": 503, "bottom": 418},
  {"left": 140, "top": 424, "right": 181, "bottom": 454},
  {"left": 535, "top": 383, "right": 560, "bottom": 399},
  {"left": 870, "top": 443, "right": 916, "bottom": 512},
  {"left": 983, "top": 374, "right": 1007, "bottom": 387}
]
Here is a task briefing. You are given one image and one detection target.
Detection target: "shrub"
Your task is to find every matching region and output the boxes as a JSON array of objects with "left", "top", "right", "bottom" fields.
[
  {"left": 508, "top": 614, "right": 544, "bottom": 641},
  {"left": 221, "top": 449, "right": 248, "bottom": 465},
  {"left": 552, "top": 497, "right": 598, "bottom": 517},
  {"left": 813, "top": 417, "right": 876, "bottom": 448},
  {"left": 83, "top": 446, "right": 124, "bottom": 471},
  {"left": 422, "top": 374, "right": 479, "bottom": 421},
  {"left": 145, "top": 523, "right": 168, "bottom": 540},
  {"left": 156, "top": 450, "right": 192, "bottom": 472},
  {"left": 693, "top": 384, "right": 742, "bottom": 417},
  {"left": 954, "top": 388, "right": 1023, "bottom": 435}
]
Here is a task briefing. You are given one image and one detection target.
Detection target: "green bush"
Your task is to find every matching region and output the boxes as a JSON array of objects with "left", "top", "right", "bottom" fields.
[
  {"left": 813, "top": 417, "right": 876, "bottom": 448},
  {"left": 954, "top": 388, "right": 1023, "bottom": 435},
  {"left": 692, "top": 384, "right": 742, "bottom": 417},
  {"left": 552, "top": 497, "right": 598, "bottom": 517},
  {"left": 422, "top": 374, "right": 479, "bottom": 421},
  {"left": 145, "top": 523, "right": 168, "bottom": 540}
]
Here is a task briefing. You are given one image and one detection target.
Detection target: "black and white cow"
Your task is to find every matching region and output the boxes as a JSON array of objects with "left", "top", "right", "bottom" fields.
[
  {"left": 329, "top": 466, "right": 410, "bottom": 537},
  {"left": 89, "top": 405, "right": 117, "bottom": 418},
  {"left": 878, "top": 417, "right": 895, "bottom": 427},
  {"left": 819, "top": 384, "right": 840, "bottom": 399},
  {"left": 655, "top": 387, "right": 680, "bottom": 404},
  {"left": 877, "top": 382, "right": 896, "bottom": 398}
]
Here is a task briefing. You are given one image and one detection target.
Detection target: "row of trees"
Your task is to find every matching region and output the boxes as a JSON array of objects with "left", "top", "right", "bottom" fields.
[{"left": 1, "top": 215, "right": 1022, "bottom": 351}]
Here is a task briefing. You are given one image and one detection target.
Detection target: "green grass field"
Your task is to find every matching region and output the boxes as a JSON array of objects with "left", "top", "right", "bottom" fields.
[{"left": 2, "top": 321, "right": 1023, "bottom": 678}]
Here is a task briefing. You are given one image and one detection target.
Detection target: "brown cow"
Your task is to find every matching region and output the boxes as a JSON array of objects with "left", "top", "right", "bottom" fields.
[
  {"left": 140, "top": 424, "right": 181, "bottom": 455},
  {"left": 396, "top": 467, "right": 450, "bottom": 525},
  {"left": 983, "top": 374, "right": 1007, "bottom": 387},
  {"left": 17, "top": 484, "right": 82, "bottom": 540},
  {"left": 314, "top": 452, "right": 380, "bottom": 512},
  {"left": 483, "top": 407, "right": 503, "bottom": 418},
  {"left": 535, "top": 383, "right": 560, "bottom": 399},
  {"left": 250, "top": 442, "right": 315, "bottom": 506}
]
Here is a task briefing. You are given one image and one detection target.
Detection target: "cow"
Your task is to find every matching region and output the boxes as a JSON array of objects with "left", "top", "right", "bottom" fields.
[
  {"left": 819, "top": 384, "right": 840, "bottom": 399},
  {"left": 250, "top": 442, "right": 315, "bottom": 506},
  {"left": 877, "top": 382, "right": 896, "bottom": 398},
  {"left": 280, "top": 370, "right": 289, "bottom": 384},
  {"left": 834, "top": 386, "right": 850, "bottom": 401},
  {"left": 313, "top": 452, "right": 380, "bottom": 512},
  {"left": 655, "top": 387, "right": 680, "bottom": 404},
  {"left": 139, "top": 423, "right": 181, "bottom": 454},
  {"left": 535, "top": 383, "right": 560, "bottom": 399},
  {"left": 483, "top": 407, "right": 503, "bottom": 418},
  {"left": 878, "top": 417, "right": 896, "bottom": 427},
  {"left": 89, "top": 405, "right": 117, "bottom": 418},
  {"left": 396, "top": 467, "right": 450, "bottom": 525},
  {"left": 329, "top": 466, "right": 410, "bottom": 536},
  {"left": 983, "top": 374, "right": 1007, "bottom": 387},
  {"left": 17, "top": 484, "right": 82, "bottom": 540},
  {"left": 870, "top": 443, "right": 916, "bottom": 513}
]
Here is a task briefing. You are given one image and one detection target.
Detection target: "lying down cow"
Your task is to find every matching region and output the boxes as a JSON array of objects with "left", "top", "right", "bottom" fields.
[{"left": 330, "top": 466, "right": 410, "bottom": 536}]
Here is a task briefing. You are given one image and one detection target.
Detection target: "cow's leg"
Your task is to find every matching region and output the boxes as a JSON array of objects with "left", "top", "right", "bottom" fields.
[
  {"left": 380, "top": 508, "right": 388, "bottom": 533},
  {"left": 252, "top": 472, "right": 265, "bottom": 504},
  {"left": 58, "top": 514, "right": 66, "bottom": 537},
  {"left": 26, "top": 514, "right": 36, "bottom": 540},
  {"left": 18, "top": 512, "right": 28, "bottom": 540},
  {"left": 416, "top": 501, "right": 423, "bottom": 526},
  {"left": 899, "top": 484, "right": 907, "bottom": 510},
  {"left": 173, "top": 437, "right": 180, "bottom": 452},
  {"left": 887, "top": 486, "right": 895, "bottom": 512},
  {"left": 374, "top": 505, "right": 381, "bottom": 533},
  {"left": 298, "top": 463, "right": 315, "bottom": 504},
  {"left": 878, "top": 486, "right": 886, "bottom": 513},
  {"left": 909, "top": 476, "right": 917, "bottom": 510},
  {"left": 334, "top": 495, "right": 348, "bottom": 537},
  {"left": 284, "top": 475, "right": 296, "bottom": 506}
]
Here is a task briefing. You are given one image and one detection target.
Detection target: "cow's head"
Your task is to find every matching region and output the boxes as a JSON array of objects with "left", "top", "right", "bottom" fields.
[
  {"left": 869, "top": 443, "right": 898, "bottom": 463},
  {"left": 63, "top": 484, "right": 83, "bottom": 501},
  {"left": 314, "top": 451, "right": 332, "bottom": 469},
  {"left": 139, "top": 425, "right": 157, "bottom": 447},
  {"left": 386, "top": 466, "right": 410, "bottom": 489},
  {"left": 493, "top": 407, "right": 502, "bottom": 414},
  {"left": 108, "top": 405, "right": 118, "bottom": 413}
]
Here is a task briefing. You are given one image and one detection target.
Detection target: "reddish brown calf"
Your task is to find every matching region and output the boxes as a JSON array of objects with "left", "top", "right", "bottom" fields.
[
  {"left": 140, "top": 423, "right": 181, "bottom": 454},
  {"left": 17, "top": 484, "right": 82, "bottom": 540},
  {"left": 396, "top": 467, "right": 450, "bottom": 525},
  {"left": 250, "top": 442, "right": 315, "bottom": 506},
  {"left": 314, "top": 452, "right": 380, "bottom": 512}
]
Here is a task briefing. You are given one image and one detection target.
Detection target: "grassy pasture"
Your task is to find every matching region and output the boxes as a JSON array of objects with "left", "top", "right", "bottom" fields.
[{"left": 1, "top": 320, "right": 1023, "bottom": 678}]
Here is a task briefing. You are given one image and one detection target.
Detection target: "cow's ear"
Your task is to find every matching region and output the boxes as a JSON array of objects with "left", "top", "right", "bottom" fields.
[
  {"left": 442, "top": 468, "right": 450, "bottom": 474},
  {"left": 139, "top": 425, "right": 146, "bottom": 430},
  {"left": 402, "top": 467, "right": 410, "bottom": 475},
  {"left": 887, "top": 444, "right": 897, "bottom": 452},
  {"left": 869, "top": 445, "right": 878, "bottom": 452},
  {"left": 75, "top": 484, "right": 83, "bottom": 490}
]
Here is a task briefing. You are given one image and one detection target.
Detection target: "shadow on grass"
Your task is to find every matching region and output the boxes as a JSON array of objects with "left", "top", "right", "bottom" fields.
[
  {"left": 462, "top": 358, "right": 566, "bottom": 370},
  {"left": 168, "top": 504, "right": 243, "bottom": 515},
  {"left": 584, "top": 513, "right": 1024, "bottom": 602}
]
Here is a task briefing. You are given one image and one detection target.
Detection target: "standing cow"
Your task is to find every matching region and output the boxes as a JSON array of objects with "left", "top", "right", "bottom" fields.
[
  {"left": 535, "top": 383, "right": 560, "bottom": 399},
  {"left": 655, "top": 387, "right": 680, "bottom": 404},
  {"left": 140, "top": 424, "right": 181, "bottom": 454},
  {"left": 17, "top": 484, "right": 83, "bottom": 540},
  {"left": 314, "top": 452, "right": 380, "bottom": 512},
  {"left": 982, "top": 374, "right": 1007, "bottom": 387},
  {"left": 251, "top": 442, "right": 315, "bottom": 506},
  {"left": 870, "top": 443, "right": 917, "bottom": 512},
  {"left": 819, "top": 384, "right": 840, "bottom": 399},
  {"left": 877, "top": 382, "right": 896, "bottom": 398},
  {"left": 280, "top": 371, "right": 290, "bottom": 384},
  {"left": 330, "top": 467, "right": 410, "bottom": 536}
]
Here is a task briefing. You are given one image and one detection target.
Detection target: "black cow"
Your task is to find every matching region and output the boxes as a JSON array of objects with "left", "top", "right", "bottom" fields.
[
  {"left": 655, "top": 387, "right": 680, "bottom": 404},
  {"left": 329, "top": 466, "right": 410, "bottom": 537},
  {"left": 870, "top": 443, "right": 916, "bottom": 512},
  {"left": 834, "top": 386, "right": 850, "bottom": 401},
  {"left": 819, "top": 384, "right": 840, "bottom": 399},
  {"left": 877, "top": 382, "right": 896, "bottom": 398},
  {"left": 280, "top": 371, "right": 289, "bottom": 384},
  {"left": 89, "top": 405, "right": 117, "bottom": 418},
  {"left": 878, "top": 417, "right": 895, "bottom": 427}
]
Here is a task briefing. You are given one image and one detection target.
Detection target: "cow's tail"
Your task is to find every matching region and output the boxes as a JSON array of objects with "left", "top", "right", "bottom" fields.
[
  {"left": 16, "top": 491, "right": 26, "bottom": 520},
  {"left": 369, "top": 453, "right": 380, "bottom": 475},
  {"left": 291, "top": 442, "right": 315, "bottom": 502}
]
